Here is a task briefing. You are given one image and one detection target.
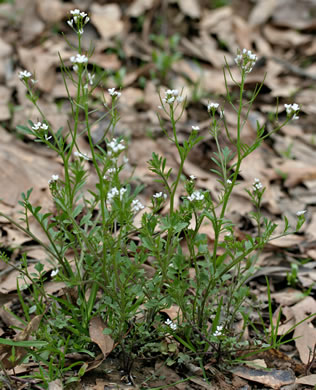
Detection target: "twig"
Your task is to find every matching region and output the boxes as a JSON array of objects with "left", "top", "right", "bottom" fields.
[
  {"left": 270, "top": 55, "right": 316, "bottom": 81},
  {"left": 10, "top": 375, "right": 44, "bottom": 390}
]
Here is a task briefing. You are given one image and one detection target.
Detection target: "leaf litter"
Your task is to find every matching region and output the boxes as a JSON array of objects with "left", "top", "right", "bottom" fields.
[{"left": 0, "top": 0, "right": 316, "bottom": 388}]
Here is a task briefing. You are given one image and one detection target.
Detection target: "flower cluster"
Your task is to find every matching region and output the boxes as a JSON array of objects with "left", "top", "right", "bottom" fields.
[
  {"left": 48, "top": 174, "right": 59, "bottom": 184},
  {"left": 165, "top": 319, "right": 177, "bottom": 331},
  {"left": 131, "top": 199, "right": 144, "bottom": 213},
  {"left": 162, "top": 89, "right": 183, "bottom": 105},
  {"left": 235, "top": 48, "right": 258, "bottom": 74},
  {"left": 153, "top": 192, "right": 167, "bottom": 200},
  {"left": 107, "top": 187, "right": 126, "bottom": 203},
  {"left": 253, "top": 178, "right": 263, "bottom": 191},
  {"left": 108, "top": 88, "right": 121, "bottom": 99},
  {"left": 103, "top": 167, "right": 116, "bottom": 179},
  {"left": 32, "top": 122, "right": 48, "bottom": 131},
  {"left": 18, "top": 70, "right": 37, "bottom": 85},
  {"left": 207, "top": 102, "right": 219, "bottom": 112},
  {"left": 48, "top": 174, "right": 60, "bottom": 197},
  {"left": 284, "top": 103, "right": 300, "bottom": 120},
  {"left": 107, "top": 138, "right": 125, "bottom": 156},
  {"left": 70, "top": 54, "right": 88, "bottom": 65},
  {"left": 187, "top": 190, "right": 204, "bottom": 202},
  {"left": 67, "top": 9, "right": 89, "bottom": 35},
  {"left": 18, "top": 70, "right": 32, "bottom": 80},
  {"left": 31, "top": 122, "right": 51, "bottom": 141},
  {"left": 212, "top": 325, "right": 223, "bottom": 337}
]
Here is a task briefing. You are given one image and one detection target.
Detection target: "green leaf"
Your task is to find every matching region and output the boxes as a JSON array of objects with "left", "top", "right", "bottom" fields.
[{"left": 0, "top": 338, "right": 48, "bottom": 348}]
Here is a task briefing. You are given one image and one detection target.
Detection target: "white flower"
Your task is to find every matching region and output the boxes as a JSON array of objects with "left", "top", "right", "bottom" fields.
[
  {"left": 162, "top": 89, "right": 181, "bottom": 105},
  {"left": 207, "top": 102, "right": 219, "bottom": 112},
  {"left": 88, "top": 73, "right": 95, "bottom": 85},
  {"left": 73, "top": 64, "right": 79, "bottom": 73},
  {"left": 189, "top": 175, "right": 196, "bottom": 181},
  {"left": 45, "top": 134, "right": 52, "bottom": 141},
  {"left": 165, "top": 319, "right": 177, "bottom": 331},
  {"left": 104, "top": 167, "right": 116, "bottom": 178},
  {"left": 108, "top": 88, "right": 121, "bottom": 98},
  {"left": 70, "top": 54, "right": 88, "bottom": 64},
  {"left": 74, "top": 151, "right": 89, "bottom": 160},
  {"left": 166, "top": 89, "right": 178, "bottom": 96},
  {"left": 296, "top": 210, "right": 306, "bottom": 216},
  {"left": 176, "top": 96, "right": 184, "bottom": 103},
  {"left": 192, "top": 125, "right": 200, "bottom": 131},
  {"left": 212, "top": 325, "right": 223, "bottom": 337},
  {"left": 131, "top": 199, "right": 144, "bottom": 213},
  {"left": 70, "top": 9, "right": 81, "bottom": 15},
  {"left": 188, "top": 191, "right": 204, "bottom": 202},
  {"left": 84, "top": 16, "right": 90, "bottom": 24},
  {"left": 153, "top": 192, "right": 167, "bottom": 200},
  {"left": 51, "top": 269, "right": 59, "bottom": 277},
  {"left": 107, "top": 187, "right": 119, "bottom": 202},
  {"left": 107, "top": 138, "right": 125, "bottom": 154},
  {"left": 120, "top": 187, "right": 127, "bottom": 200},
  {"left": 32, "top": 122, "right": 48, "bottom": 131},
  {"left": 253, "top": 178, "right": 263, "bottom": 191},
  {"left": 284, "top": 103, "right": 300, "bottom": 120},
  {"left": 67, "top": 20, "right": 74, "bottom": 28},
  {"left": 48, "top": 174, "right": 59, "bottom": 184},
  {"left": 18, "top": 70, "right": 32, "bottom": 80},
  {"left": 78, "top": 28, "right": 84, "bottom": 35},
  {"left": 235, "top": 49, "right": 258, "bottom": 73},
  {"left": 32, "top": 122, "right": 42, "bottom": 130},
  {"left": 226, "top": 179, "right": 232, "bottom": 184}
]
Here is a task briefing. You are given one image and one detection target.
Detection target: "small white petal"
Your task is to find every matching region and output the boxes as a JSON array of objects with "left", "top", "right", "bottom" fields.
[{"left": 51, "top": 269, "right": 59, "bottom": 277}]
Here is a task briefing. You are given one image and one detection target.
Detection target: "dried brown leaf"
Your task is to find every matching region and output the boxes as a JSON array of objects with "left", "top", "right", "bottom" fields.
[
  {"left": 89, "top": 316, "right": 114, "bottom": 358},
  {"left": 248, "top": 0, "right": 277, "bottom": 26},
  {"left": 161, "top": 305, "right": 182, "bottom": 322},
  {"left": 296, "top": 374, "right": 316, "bottom": 386},
  {"left": 232, "top": 366, "right": 295, "bottom": 389},
  {"left": 36, "top": 0, "right": 73, "bottom": 23},
  {"left": 127, "top": 0, "right": 155, "bottom": 17},
  {"left": 90, "top": 4, "right": 124, "bottom": 40},
  {"left": 0, "top": 314, "right": 43, "bottom": 369},
  {"left": 272, "top": 289, "right": 305, "bottom": 306},
  {"left": 177, "top": 0, "right": 200, "bottom": 19},
  {"left": 48, "top": 379, "right": 63, "bottom": 390}
]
